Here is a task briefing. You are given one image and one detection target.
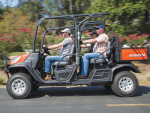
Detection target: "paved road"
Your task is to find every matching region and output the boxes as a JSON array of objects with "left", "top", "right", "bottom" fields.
[{"left": 0, "top": 86, "right": 150, "bottom": 113}]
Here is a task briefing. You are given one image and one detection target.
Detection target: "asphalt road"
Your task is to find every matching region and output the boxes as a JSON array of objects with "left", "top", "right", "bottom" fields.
[{"left": 0, "top": 86, "right": 150, "bottom": 113}]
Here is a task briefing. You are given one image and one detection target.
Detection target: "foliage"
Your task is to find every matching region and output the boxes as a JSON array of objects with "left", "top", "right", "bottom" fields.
[
  {"left": 0, "top": 0, "right": 150, "bottom": 57},
  {"left": 17, "top": 0, "right": 92, "bottom": 29},
  {"left": 85, "top": 0, "right": 150, "bottom": 36},
  {"left": 0, "top": 8, "right": 35, "bottom": 38},
  {"left": 0, "top": 76, "right": 4, "bottom": 85},
  {"left": 18, "top": 0, "right": 91, "bottom": 16},
  {"left": 0, "top": 34, "right": 17, "bottom": 54},
  {"left": 9, "top": 52, "right": 26, "bottom": 56},
  {"left": 0, "top": 2, "right": 4, "bottom": 20},
  {"left": 16, "top": 28, "right": 36, "bottom": 50},
  {"left": 119, "top": 33, "right": 150, "bottom": 46},
  {"left": 0, "top": 53, "right": 6, "bottom": 68},
  {"left": 18, "top": 0, "right": 44, "bottom": 22}
]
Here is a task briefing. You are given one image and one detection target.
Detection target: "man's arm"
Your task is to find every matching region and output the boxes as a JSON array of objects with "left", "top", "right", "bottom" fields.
[
  {"left": 51, "top": 47, "right": 62, "bottom": 51},
  {"left": 82, "top": 39, "right": 97, "bottom": 44},
  {"left": 43, "top": 43, "right": 63, "bottom": 50},
  {"left": 48, "top": 43, "right": 63, "bottom": 50},
  {"left": 80, "top": 44, "right": 91, "bottom": 48}
]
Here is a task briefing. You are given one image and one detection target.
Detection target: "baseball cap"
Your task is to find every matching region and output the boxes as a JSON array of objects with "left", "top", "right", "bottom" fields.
[
  {"left": 95, "top": 25, "right": 106, "bottom": 31},
  {"left": 61, "top": 28, "right": 71, "bottom": 33},
  {"left": 89, "top": 31, "right": 97, "bottom": 35}
]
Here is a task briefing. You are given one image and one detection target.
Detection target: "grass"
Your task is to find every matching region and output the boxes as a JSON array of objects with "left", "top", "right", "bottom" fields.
[
  {"left": 0, "top": 77, "right": 4, "bottom": 85},
  {"left": 9, "top": 52, "right": 26, "bottom": 56}
]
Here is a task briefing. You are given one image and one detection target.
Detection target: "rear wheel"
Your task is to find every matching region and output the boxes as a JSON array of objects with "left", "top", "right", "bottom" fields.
[
  {"left": 7, "top": 73, "right": 33, "bottom": 99},
  {"left": 111, "top": 71, "right": 139, "bottom": 97}
]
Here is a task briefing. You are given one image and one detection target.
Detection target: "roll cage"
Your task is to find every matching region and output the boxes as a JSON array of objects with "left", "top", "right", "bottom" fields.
[{"left": 33, "top": 13, "right": 110, "bottom": 66}]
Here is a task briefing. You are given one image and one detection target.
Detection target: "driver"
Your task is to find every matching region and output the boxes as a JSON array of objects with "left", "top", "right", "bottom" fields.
[{"left": 43, "top": 28, "right": 74, "bottom": 81}]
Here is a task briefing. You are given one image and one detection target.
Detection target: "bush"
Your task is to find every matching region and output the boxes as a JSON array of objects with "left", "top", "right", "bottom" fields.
[
  {"left": 0, "top": 52, "right": 6, "bottom": 68},
  {"left": 119, "top": 33, "right": 150, "bottom": 47},
  {"left": 13, "top": 45, "right": 24, "bottom": 52},
  {"left": 0, "top": 77, "right": 4, "bottom": 85}
]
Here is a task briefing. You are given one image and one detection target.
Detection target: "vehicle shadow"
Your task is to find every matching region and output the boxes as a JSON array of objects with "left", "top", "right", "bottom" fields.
[
  {"left": 28, "top": 86, "right": 114, "bottom": 99},
  {"left": 28, "top": 85, "right": 150, "bottom": 99},
  {"left": 134, "top": 86, "right": 150, "bottom": 96}
]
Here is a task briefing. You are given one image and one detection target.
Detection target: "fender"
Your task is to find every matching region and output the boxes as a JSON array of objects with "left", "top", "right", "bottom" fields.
[
  {"left": 110, "top": 63, "right": 141, "bottom": 81},
  {"left": 9, "top": 64, "right": 42, "bottom": 83}
]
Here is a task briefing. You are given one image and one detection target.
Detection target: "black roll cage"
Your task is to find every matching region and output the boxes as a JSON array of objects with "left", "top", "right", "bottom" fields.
[{"left": 33, "top": 13, "right": 110, "bottom": 65}]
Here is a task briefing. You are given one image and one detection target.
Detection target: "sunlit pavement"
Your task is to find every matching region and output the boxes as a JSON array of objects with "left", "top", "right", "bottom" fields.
[{"left": 0, "top": 86, "right": 150, "bottom": 113}]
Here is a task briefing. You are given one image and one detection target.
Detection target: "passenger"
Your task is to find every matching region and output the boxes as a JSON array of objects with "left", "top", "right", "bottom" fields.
[
  {"left": 78, "top": 25, "right": 109, "bottom": 79},
  {"left": 43, "top": 28, "right": 74, "bottom": 81},
  {"left": 80, "top": 31, "right": 98, "bottom": 53}
]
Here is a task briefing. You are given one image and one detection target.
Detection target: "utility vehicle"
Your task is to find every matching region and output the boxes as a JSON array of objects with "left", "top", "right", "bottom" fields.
[{"left": 4, "top": 13, "right": 150, "bottom": 99}]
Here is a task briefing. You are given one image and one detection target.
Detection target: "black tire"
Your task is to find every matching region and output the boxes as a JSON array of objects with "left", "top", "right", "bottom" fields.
[
  {"left": 7, "top": 73, "right": 33, "bottom": 99},
  {"left": 111, "top": 71, "right": 139, "bottom": 97}
]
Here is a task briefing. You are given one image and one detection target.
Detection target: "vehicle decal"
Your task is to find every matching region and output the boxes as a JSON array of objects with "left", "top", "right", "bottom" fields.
[
  {"left": 121, "top": 48, "right": 147, "bottom": 60},
  {"left": 10, "top": 53, "right": 30, "bottom": 65}
]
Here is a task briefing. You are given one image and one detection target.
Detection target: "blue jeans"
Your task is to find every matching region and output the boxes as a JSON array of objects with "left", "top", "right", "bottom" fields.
[
  {"left": 81, "top": 53, "right": 103, "bottom": 76},
  {"left": 44, "top": 56, "right": 67, "bottom": 73}
]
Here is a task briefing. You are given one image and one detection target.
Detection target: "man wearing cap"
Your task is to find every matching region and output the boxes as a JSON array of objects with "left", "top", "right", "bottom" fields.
[
  {"left": 80, "top": 31, "right": 98, "bottom": 53},
  {"left": 78, "top": 25, "right": 109, "bottom": 79},
  {"left": 43, "top": 28, "right": 74, "bottom": 81}
]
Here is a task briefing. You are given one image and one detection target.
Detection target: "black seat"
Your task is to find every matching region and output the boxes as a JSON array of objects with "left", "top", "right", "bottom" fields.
[
  {"left": 90, "top": 41, "right": 111, "bottom": 64},
  {"left": 90, "top": 58, "right": 106, "bottom": 63},
  {"left": 53, "top": 45, "right": 75, "bottom": 66}
]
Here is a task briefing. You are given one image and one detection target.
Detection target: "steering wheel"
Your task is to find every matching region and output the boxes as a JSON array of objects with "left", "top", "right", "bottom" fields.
[{"left": 43, "top": 47, "right": 51, "bottom": 55}]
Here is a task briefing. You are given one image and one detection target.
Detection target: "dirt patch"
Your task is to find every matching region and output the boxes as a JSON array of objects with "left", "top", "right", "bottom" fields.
[
  {"left": 133, "top": 63, "right": 150, "bottom": 86},
  {"left": 0, "top": 63, "right": 150, "bottom": 87}
]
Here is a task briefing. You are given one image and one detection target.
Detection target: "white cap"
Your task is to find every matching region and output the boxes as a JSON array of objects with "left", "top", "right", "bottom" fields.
[{"left": 61, "top": 28, "right": 71, "bottom": 34}]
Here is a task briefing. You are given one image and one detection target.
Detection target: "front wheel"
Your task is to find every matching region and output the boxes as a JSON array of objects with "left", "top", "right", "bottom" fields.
[
  {"left": 7, "top": 73, "right": 33, "bottom": 99},
  {"left": 111, "top": 71, "right": 139, "bottom": 97}
]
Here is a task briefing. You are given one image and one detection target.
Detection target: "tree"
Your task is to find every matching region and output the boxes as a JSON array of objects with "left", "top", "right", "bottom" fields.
[
  {"left": 85, "top": 0, "right": 150, "bottom": 36},
  {"left": 0, "top": 8, "right": 35, "bottom": 40},
  {"left": 0, "top": 1, "right": 4, "bottom": 20},
  {"left": 17, "top": 0, "right": 92, "bottom": 28}
]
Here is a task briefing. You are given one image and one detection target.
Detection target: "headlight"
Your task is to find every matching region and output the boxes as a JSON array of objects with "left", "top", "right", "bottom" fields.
[{"left": 11, "top": 56, "right": 21, "bottom": 64}]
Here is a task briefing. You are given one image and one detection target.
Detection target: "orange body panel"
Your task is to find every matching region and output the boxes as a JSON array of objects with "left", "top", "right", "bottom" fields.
[
  {"left": 10, "top": 53, "right": 30, "bottom": 65},
  {"left": 121, "top": 48, "right": 147, "bottom": 60}
]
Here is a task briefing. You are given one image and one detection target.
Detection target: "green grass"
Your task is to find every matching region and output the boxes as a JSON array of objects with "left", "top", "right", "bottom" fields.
[
  {"left": 9, "top": 52, "right": 26, "bottom": 56},
  {"left": 0, "top": 77, "right": 4, "bottom": 85}
]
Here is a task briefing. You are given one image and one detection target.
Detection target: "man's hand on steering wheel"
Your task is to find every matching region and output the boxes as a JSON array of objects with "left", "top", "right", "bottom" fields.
[
  {"left": 43, "top": 44, "right": 47, "bottom": 48},
  {"left": 43, "top": 44, "right": 51, "bottom": 55}
]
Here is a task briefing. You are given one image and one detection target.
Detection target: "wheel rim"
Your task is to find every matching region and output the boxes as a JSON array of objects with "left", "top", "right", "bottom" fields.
[
  {"left": 11, "top": 79, "right": 26, "bottom": 95},
  {"left": 119, "top": 77, "right": 133, "bottom": 92}
]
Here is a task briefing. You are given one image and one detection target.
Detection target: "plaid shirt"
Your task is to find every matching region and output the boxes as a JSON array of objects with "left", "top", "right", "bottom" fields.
[{"left": 93, "top": 33, "right": 109, "bottom": 57}]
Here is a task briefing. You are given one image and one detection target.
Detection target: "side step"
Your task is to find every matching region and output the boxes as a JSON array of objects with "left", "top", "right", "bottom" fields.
[{"left": 71, "top": 79, "right": 91, "bottom": 85}]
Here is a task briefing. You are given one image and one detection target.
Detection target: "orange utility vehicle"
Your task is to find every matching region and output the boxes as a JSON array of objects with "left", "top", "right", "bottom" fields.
[{"left": 4, "top": 13, "right": 150, "bottom": 99}]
